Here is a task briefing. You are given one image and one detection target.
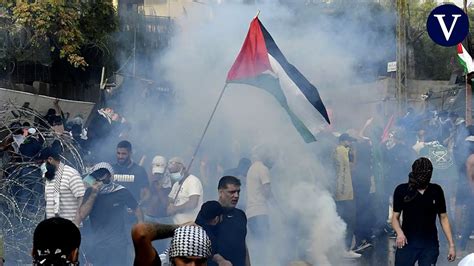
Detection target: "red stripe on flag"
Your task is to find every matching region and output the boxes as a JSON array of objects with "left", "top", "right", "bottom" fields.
[
  {"left": 381, "top": 115, "right": 394, "bottom": 143},
  {"left": 457, "top": 43, "right": 463, "bottom": 54},
  {"left": 226, "top": 18, "right": 273, "bottom": 82}
]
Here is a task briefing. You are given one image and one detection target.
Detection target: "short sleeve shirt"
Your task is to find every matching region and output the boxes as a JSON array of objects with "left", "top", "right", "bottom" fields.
[
  {"left": 168, "top": 174, "right": 203, "bottom": 224},
  {"left": 393, "top": 183, "right": 447, "bottom": 247},
  {"left": 246, "top": 161, "right": 271, "bottom": 218},
  {"left": 113, "top": 162, "right": 149, "bottom": 201},
  {"left": 210, "top": 208, "right": 247, "bottom": 266},
  {"left": 45, "top": 164, "right": 85, "bottom": 221}
]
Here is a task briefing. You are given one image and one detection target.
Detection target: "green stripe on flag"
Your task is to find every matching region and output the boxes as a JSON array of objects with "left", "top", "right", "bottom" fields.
[
  {"left": 457, "top": 55, "right": 468, "bottom": 73},
  {"left": 232, "top": 74, "right": 317, "bottom": 143}
]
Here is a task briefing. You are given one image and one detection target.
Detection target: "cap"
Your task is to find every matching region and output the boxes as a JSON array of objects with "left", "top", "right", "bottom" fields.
[
  {"left": 197, "top": 201, "right": 224, "bottom": 221},
  {"left": 152, "top": 156, "right": 167, "bottom": 174},
  {"left": 339, "top": 133, "right": 356, "bottom": 142},
  {"left": 168, "top": 226, "right": 211, "bottom": 260},
  {"left": 38, "top": 147, "right": 60, "bottom": 161},
  {"left": 169, "top": 157, "right": 185, "bottom": 166}
]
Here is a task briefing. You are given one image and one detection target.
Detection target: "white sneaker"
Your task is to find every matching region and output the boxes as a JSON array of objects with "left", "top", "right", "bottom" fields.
[{"left": 343, "top": 250, "right": 362, "bottom": 259}]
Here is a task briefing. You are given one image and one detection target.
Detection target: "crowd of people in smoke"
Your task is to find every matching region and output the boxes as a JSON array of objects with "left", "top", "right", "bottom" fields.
[{"left": 1, "top": 97, "right": 474, "bottom": 266}]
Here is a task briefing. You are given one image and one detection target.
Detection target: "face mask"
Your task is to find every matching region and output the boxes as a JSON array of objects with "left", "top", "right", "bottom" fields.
[
  {"left": 170, "top": 172, "right": 182, "bottom": 182},
  {"left": 40, "top": 163, "right": 47, "bottom": 177}
]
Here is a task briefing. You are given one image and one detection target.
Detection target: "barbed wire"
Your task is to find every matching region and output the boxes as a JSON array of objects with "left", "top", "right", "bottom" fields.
[{"left": 0, "top": 102, "right": 85, "bottom": 264}]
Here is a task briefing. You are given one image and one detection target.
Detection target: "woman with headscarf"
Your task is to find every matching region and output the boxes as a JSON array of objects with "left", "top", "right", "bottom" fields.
[{"left": 391, "top": 157, "right": 456, "bottom": 266}]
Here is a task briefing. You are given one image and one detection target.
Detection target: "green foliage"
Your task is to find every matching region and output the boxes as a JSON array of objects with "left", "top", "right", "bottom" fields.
[
  {"left": 8, "top": 0, "right": 118, "bottom": 69},
  {"left": 408, "top": 0, "right": 457, "bottom": 79}
]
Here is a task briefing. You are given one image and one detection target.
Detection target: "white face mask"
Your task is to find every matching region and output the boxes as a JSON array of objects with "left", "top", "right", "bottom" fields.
[
  {"left": 40, "top": 162, "right": 47, "bottom": 177},
  {"left": 170, "top": 172, "right": 182, "bottom": 182}
]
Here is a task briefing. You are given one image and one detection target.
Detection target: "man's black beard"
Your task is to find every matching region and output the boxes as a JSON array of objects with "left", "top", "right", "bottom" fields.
[{"left": 45, "top": 163, "right": 57, "bottom": 180}]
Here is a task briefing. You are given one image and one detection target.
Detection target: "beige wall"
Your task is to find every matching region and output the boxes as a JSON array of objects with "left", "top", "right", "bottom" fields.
[{"left": 143, "top": 0, "right": 214, "bottom": 17}]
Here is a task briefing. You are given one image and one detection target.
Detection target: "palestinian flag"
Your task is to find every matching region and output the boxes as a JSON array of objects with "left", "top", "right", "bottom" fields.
[
  {"left": 457, "top": 43, "right": 474, "bottom": 74},
  {"left": 226, "top": 17, "right": 330, "bottom": 143}
]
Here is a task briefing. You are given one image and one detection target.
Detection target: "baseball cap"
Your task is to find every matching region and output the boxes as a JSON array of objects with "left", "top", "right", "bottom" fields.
[
  {"left": 197, "top": 201, "right": 224, "bottom": 221},
  {"left": 168, "top": 157, "right": 184, "bottom": 166},
  {"left": 152, "top": 156, "right": 167, "bottom": 174}
]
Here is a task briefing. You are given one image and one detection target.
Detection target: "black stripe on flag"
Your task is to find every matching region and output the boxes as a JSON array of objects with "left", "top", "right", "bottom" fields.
[{"left": 258, "top": 19, "right": 330, "bottom": 124}]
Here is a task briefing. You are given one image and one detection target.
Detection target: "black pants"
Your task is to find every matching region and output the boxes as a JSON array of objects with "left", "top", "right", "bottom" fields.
[
  {"left": 336, "top": 200, "right": 356, "bottom": 250},
  {"left": 395, "top": 246, "right": 439, "bottom": 266}
]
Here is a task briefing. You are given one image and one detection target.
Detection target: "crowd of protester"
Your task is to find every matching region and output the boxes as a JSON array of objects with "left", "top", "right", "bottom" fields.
[
  {"left": 1, "top": 98, "right": 474, "bottom": 266},
  {"left": 316, "top": 104, "right": 474, "bottom": 264}
]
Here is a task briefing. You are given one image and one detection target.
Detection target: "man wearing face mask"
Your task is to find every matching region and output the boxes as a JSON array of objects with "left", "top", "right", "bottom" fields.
[
  {"left": 392, "top": 157, "right": 456, "bottom": 266},
  {"left": 143, "top": 155, "right": 172, "bottom": 222},
  {"left": 78, "top": 162, "right": 144, "bottom": 266},
  {"left": 167, "top": 157, "right": 204, "bottom": 224},
  {"left": 40, "top": 148, "right": 85, "bottom": 226}
]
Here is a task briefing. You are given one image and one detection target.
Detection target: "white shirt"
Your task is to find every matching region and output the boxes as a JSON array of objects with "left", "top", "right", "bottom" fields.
[
  {"left": 246, "top": 161, "right": 271, "bottom": 218},
  {"left": 45, "top": 164, "right": 85, "bottom": 221},
  {"left": 168, "top": 174, "right": 203, "bottom": 224}
]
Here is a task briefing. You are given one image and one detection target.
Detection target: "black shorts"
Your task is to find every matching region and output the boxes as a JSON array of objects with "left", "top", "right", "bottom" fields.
[{"left": 395, "top": 246, "right": 439, "bottom": 266}]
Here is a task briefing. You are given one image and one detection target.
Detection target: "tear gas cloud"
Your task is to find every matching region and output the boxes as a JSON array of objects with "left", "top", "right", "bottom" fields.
[{"left": 115, "top": 1, "right": 396, "bottom": 264}]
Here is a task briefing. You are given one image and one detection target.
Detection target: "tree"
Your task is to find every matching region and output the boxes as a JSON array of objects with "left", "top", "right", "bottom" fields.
[
  {"left": 407, "top": 0, "right": 458, "bottom": 80},
  {"left": 6, "top": 0, "right": 118, "bottom": 69}
]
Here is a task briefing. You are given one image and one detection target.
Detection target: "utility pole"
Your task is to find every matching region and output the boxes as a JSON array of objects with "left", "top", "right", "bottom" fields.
[
  {"left": 464, "top": 0, "right": 472, "bottom": 125},
  {"left": 396, "top": 0, "right": 408, "bottom": 115}
]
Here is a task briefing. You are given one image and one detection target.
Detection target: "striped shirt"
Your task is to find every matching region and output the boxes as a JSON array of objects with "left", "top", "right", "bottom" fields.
[{"left": 45, "top": 163, "right": 85, "bottom": 221}]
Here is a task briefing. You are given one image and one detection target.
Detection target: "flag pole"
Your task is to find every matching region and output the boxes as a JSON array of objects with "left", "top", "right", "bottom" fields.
[
  {"left": 186, "top": 83, "right": 229, "bottom": 172},
  {"left": 467, "top": 74, "right": 472, "bottom": 125}
]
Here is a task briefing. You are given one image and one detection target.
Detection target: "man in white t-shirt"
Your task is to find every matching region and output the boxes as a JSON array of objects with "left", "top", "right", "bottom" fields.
[
  {"left": 167, "top": 157, "right": 203, "bottom": 224},
  {"left": 246, "top": 159, "right": 273, "bottom": 237}
]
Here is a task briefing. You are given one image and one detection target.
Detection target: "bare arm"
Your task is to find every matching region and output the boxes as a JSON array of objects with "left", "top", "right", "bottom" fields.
[
  {"left": 439, "top": 213, "right": 456, "bottom": 261},
  {"left": 131, "top": 223, "right": 179, "bottom": 266},
  {"left": 78, "top": 184, "right": 101, "bottom": 222},
  {"left": 73, "top": 196, "right": 84, "bottom": 226},
  {"left": 391, "top": 212, "right": 408, "bottom": 248},
  {"left": 135, "top": 207, "right": 144, "bottom": 223},
  {"left": 167, "top": 195, "right": 200, "bottom": 216},
  {"left": 262, "top": 183, "right": 276, "bottom": 206}
]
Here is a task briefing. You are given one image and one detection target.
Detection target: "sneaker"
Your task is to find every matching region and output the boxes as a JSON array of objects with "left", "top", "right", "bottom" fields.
[
  {"left": 343, "top": 250, "right": 362, "bottom": 259},
  {"left": 469, "top": 234, "right": 474, "bottom": 240},
  {"left": 353, "top": 241, "right": 373, "bottom": 252}
]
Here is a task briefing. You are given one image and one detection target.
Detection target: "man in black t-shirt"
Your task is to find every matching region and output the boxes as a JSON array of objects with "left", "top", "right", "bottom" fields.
[
  {"left": 391, "top": 157, "right": 455, "bottom": 266},
  {"left": 210, "top": 176, "right": 250, "bottom": 266},
  {"left": 79, "top": 162, "right": 144, "bottom": 266},
  {"left": 113, "top": 140, "right": 150, "bottom": 203}
]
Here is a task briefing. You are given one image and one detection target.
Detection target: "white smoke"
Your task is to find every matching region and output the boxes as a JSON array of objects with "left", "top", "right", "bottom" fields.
[{"left": 115, "top": 0, "right": 395, "bottom": 264}]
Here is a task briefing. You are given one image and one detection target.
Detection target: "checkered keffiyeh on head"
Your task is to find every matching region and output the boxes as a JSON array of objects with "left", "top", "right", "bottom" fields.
[
  {"left": 168, "top": 226, "right": 211, "bottom": 259},
  {"left": 89, "top": 162, "right": 115, "bottom": 176}
]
